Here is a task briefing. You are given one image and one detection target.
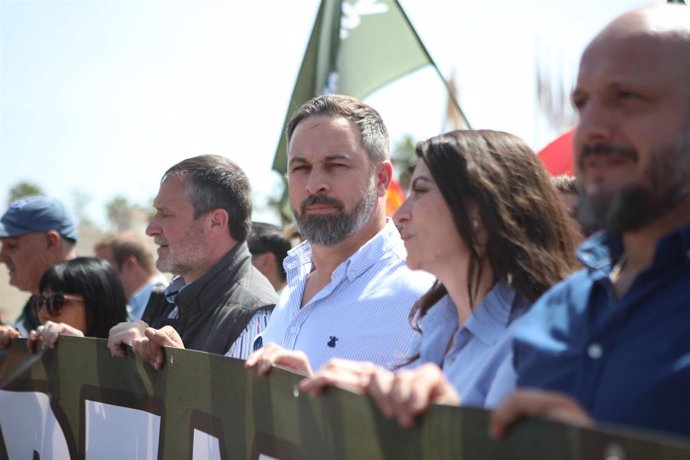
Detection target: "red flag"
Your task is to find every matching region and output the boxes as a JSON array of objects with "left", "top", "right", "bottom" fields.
[
  {"left": 538, "top": 128, "right": 575, "bottom": 176},
  {"left": 386, "top": 179, "right": 405, "bottom": 217}
]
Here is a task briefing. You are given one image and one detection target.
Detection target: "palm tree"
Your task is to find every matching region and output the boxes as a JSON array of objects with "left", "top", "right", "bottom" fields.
[{"left": 7, "top": 181, "right": 44, "bottom": 206}]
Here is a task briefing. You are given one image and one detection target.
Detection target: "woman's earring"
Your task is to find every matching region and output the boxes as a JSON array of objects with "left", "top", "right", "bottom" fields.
[{"left": 472, "top": 220, "right": 479, "bottom": 229}]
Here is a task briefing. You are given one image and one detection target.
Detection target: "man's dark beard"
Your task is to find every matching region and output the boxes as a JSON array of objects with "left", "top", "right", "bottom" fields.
[
  {"left": 577, "top": 185, "right": 675, "bottom": 235},
  {"left": 577, "top": 134, "right": 690, "bottom": 235},
  {"left": 293, "top": 184, "right": 377, "bottom": 246}
]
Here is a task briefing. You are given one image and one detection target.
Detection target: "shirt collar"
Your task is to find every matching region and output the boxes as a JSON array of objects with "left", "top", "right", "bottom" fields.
[
  {"left": 164, "top": 276, "right": 186, "bottom": 304},
  {"left": 577, "top": 220, "right": 690, "bottom": 273},
  {"left": 576, "top": 231, "right": 622, "bottom": 272},
  {"left": 418, "top": 281, "right": 523, "bottom": 347},
  {"left": 339, "top": 219, "right": 405, "bottom": 281},
  {"left": 164, "top": 242, "right": 251, "bottom": 312},
  {"left": 462, "top": 280, "right": 519, "bottom": 346},
  {"left": 283, "top": 219, "right": 405, "bottom": 281},
  {"left": 418, "top": 294, "right": 457, "bottom": 331}
]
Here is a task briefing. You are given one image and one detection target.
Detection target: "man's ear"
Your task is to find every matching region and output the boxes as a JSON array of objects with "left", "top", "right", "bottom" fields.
[
  {"left": 376, "top": 161, "right": 393, "bottom": 197},
  {"left": 123, "top": 255, "right": 138, "bottom": 273},
  {"left": 207, "top": 209, "right": 230, "bottom": 235},
  {"left": 262, "top": 252, "right": 277, "bottom": 270},
  {"left": 44, "top": 230, "right": 61, "bottom": 250}
]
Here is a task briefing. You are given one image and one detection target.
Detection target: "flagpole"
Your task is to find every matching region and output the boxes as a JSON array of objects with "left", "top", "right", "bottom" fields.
[{"left": 393, "top": 0, "right": 472, "bottom": 129}]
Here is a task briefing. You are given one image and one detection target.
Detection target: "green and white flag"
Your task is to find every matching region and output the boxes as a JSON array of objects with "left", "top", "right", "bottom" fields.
[{"left": 272, "top": 0, "right": 470, "bottom": 175}]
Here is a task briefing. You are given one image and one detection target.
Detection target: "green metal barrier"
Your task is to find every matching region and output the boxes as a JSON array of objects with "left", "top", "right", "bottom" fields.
[{"left": 0, "top": 336, "right": 689, "bottom": 459}]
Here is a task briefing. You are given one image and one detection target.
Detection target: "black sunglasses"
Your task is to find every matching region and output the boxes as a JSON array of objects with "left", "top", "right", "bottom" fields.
[{"left": 30, "top": 294, "right": 83, "bottom": 317}]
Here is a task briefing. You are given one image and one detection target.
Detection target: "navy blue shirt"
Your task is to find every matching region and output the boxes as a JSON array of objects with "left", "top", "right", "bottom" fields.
[{"left": 513, "top": 222, "right": 690, "bottom": 437}]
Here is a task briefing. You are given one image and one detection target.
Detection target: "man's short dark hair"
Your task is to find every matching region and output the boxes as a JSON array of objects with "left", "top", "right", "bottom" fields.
[
  {"left": 163, "top": 155, "right": 252, "bottom": 242},
  {"left": 248, "top": 222, "right": 292, "bottom": 282},
  {"left": 95, "top": 231, "right": 156, "bottom": 274},
  {"left": 286, "top": 94, "right": 389, "bottom": 164}
]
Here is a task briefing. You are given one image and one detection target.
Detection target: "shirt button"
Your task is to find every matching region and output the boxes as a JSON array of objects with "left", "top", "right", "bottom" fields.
[
  {"left": 289, "top": 326, "right": 299, "bottom": 334},
  {"left": 587, "top": 343, "right": 603, "bottom": 359}
]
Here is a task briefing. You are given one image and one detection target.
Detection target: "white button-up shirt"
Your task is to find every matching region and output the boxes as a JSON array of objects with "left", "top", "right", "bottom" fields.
[{"left": 257, "top": 220, "right": 434, "bottom": 371}]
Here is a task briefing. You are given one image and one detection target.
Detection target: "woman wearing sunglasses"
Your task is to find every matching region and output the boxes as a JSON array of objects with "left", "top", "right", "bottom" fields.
[
  {"left": 28, "top": 257, "right": 127, "bottom": 350},
  {"left": 299, "top": 130, "right": 579, "bottom": 425}
]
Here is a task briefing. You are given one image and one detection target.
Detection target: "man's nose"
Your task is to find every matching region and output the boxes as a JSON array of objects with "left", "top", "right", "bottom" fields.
[
  {"left": 146, "top": 220, "right": 161, "bottom": 237},
  {"left": 575, "top": 97, "right": 616, "bottom": 147},
  {"left": 305, "top": 168, "right": 329, "bottom": 195}
]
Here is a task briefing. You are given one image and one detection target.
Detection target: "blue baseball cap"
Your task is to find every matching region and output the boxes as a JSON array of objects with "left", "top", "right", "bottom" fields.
[{"left": 0, "top": 196, "right": 79, "bottom": 241}]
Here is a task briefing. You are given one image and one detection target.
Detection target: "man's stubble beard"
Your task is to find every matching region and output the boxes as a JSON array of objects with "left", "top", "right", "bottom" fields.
[
  {"left": 156, "top": 219, "right": 208, "bottom": 276},
  {"left": 293, "top": 177, "right": 379, "bottom": 247}
]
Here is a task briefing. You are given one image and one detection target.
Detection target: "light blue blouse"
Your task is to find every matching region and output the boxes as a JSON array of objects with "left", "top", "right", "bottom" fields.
[{"left": 407, "top": 281, "right": 530, "bottom": 409}]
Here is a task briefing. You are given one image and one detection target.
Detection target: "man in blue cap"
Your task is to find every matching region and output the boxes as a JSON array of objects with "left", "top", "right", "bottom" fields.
[{"left": 0, "top": 196, "right": 78, "bottom": 342}]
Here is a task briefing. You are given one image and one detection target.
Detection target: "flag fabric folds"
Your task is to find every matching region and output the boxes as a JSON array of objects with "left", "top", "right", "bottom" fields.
[{"left": 272, "top": 0, "right": 469, "bottom": 175}]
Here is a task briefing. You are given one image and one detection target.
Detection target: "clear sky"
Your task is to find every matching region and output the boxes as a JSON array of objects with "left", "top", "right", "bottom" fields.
[{"left": 0, "top": 0, "right": 660, "bottom": 227}]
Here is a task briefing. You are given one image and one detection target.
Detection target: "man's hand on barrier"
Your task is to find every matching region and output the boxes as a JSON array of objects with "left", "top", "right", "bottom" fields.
[
  {"left": 490, "top": 389, "right": 593, "bottom": 439},
  {"left": 131, "top": 326, "right": 184, "bottom": 371},
  {"left": 245, "top": 342, "right": 313, "bottom": 376},
  {"left": 107, "top": 320, "right": 149, "bottom": 358},
  {"left": 27, "top": 321, "right": 84, "bottom": 352},
  {"left": 0, "top": 324, "right": 20, "bottom": 348}
]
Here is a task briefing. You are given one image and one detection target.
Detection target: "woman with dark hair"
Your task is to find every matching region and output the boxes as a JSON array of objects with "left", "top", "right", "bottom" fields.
[
  {"left": 28, "top": 257, "right": 127, "bottom": 349},
  {"left": 300, "top": 130, "right": 578, "bottom": 424}
]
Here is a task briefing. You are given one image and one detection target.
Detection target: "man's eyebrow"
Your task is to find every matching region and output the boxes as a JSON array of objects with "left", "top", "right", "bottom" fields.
[
  {"left": 288, "top": 154, "right": 351, "bottom": 164},
  {"left": 323, "top": 154, "right": 350, "bottom": 162},
  {"left": 288, "top": 156, "right": 308, "bottom": 165}
]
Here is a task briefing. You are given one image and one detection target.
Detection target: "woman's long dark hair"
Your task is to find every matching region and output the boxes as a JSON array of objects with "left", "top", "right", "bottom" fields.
[
  {"left": 39, "top": 257, "right": 127, "bottom": 338},
  {"left": 409, "top": 130, "right": 578, "bottom": 329}
]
